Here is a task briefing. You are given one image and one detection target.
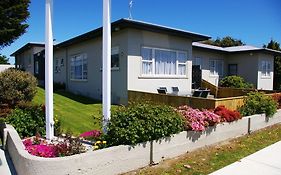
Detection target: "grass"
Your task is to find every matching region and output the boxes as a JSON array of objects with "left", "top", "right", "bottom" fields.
[
  {"left": 33, "top": 87, "right": 112, "bottom": 135},
  {"left": 124, "top": 123, "right": 281, "bottom": 175}
]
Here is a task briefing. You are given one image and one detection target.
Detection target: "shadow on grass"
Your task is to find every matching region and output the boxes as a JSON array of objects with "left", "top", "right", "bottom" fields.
[{"left": 54, "top": 90, "right": 101, "bottom": 105}]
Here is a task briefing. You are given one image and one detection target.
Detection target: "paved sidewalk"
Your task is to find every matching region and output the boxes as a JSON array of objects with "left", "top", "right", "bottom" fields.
[
  {"left": 210, "top": 141, "right": 281, "bottom": 175},
  {"left": 0, "top": 146, "right": 17, "bottom": 175}
]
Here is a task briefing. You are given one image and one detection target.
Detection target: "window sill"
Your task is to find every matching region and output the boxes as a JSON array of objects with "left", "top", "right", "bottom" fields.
[
  {"left": 100, "top": 67, "right": 120, "bottom": 71},
  {"left": 70, "top": 79, "right": 88, "bottom": 82},
  {"left": 138, "top": 75, "right": 188, "bottom": 79},
  {"left": 261, "top": 76, "right": 271, "bottom": 79},
  {"left": 209, "top": 75, "right": 220, "bottom": 78}
]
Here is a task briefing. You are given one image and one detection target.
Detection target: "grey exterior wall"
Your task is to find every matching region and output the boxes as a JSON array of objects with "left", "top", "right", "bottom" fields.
[
  {"left": 226, "top": 52, "right": 259, "bottom": 88},
  {"left": 53, "top": 30, "right": 128, "bottom": 104},
  {"left": 127, "top": 29, "right": 193, "bottom": 95}
]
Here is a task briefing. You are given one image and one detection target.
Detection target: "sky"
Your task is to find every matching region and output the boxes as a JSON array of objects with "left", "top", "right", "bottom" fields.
[{"left": 1, "top": 0, "right": 281, "bottom": 64}]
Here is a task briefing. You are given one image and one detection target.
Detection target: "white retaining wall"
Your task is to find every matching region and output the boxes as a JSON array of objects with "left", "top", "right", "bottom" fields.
[{"left": 2, "top": 109, "right": 281, "bottom": 175}]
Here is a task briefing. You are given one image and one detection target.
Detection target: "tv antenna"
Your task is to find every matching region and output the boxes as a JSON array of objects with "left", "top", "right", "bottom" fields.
[{"left": 129, "top": 0, "right": 133, "bottom": 19}]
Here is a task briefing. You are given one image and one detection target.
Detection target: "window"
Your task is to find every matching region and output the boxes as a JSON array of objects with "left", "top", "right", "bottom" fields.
[
  {"left": 261, "top": 60, "right": 271, "bottom": 77},
  {"left": 55, "top": 58, "right": 59, "bottom": 73},
  {"left": 209, "top": 59, "right": 223, "bottom": 76},
  {"left": 35, "top": 61, "right": 39, "bottom": 74},
  {"left": 228, "top": 64, "right": 238, "bottom": 76},
  {"left": 28, "top": 55, "right": 32, "bottom": 67},
  {"left": 111, "top": 47, "right": 119, "bottom": 68},
  {"left": 60, "top": 58, "right": 64, "bottom": 66},
  {"left": 70, "top": 53, "right": 88, "bottom": 80},
  {"left": 141, "top": 47, "right": 187, "bottom": 76}
]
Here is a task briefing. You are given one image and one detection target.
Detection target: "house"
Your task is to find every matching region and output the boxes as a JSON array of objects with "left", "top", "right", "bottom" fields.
[
  {"left": 192, "top": 42, "right": 281, "bottom": 90},
  {"left": 52, "top": 18, "right": 209, "bottom": 104},
  {"left": 11, "top": 18, "right": 281, "bottom": 104}
]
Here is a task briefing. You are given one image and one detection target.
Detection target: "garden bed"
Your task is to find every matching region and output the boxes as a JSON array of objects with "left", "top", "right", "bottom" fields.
[{"left": 1, "top": 109, "right": 281, "bottom": 175}]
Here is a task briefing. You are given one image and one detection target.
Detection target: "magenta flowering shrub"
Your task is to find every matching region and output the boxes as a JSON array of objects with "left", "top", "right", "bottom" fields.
[
  {"left": 23, "top": 138, "right": 58, "bottom": 158},
  {"left": 79, "top": 130, "right": 101, "bottom": 139},
  {"left": 176, "top": 105, "right": 221, "bottom": 131},
  {"left": 22, "top": 136, "right": 85, "bottom": 158}
]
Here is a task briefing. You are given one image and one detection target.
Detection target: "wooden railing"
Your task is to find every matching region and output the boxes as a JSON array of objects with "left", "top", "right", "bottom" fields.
[
  {"left": 201, "top": 79, "right": 277, "bottom": 98},
  {"left": 128, "top": 90, "right": 245, "bottom": 110}
]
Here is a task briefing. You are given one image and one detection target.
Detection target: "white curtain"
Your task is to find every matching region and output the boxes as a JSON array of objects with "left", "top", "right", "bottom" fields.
[
  {"left": 178, "top": 52, "right": 187, "bottom": 75},
  {"left": 155, "top": 50, "right": 176, "bottom": 75},
  {"left": 141, "top": 48, "right": 153, "bottom": 74}
]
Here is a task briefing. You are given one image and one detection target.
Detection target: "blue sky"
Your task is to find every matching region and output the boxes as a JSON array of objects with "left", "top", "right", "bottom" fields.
[{"left": 1, "top": 0, "right": 281, "bottom": 64}]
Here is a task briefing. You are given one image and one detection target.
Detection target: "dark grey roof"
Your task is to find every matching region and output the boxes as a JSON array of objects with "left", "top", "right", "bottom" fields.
[
  {"left": 10, "top": 42, "right": 45, "bottom": 56},
  {"left": 55, "top": 18, "right": 211, "bottom": 49}
]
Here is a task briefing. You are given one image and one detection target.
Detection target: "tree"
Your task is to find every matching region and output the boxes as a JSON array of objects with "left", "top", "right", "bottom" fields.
[
  {"left": 201, "top": 36, "right": 245, "bottom": 47},
  {"left": 264, "top": 39, "right": 281, "bottom": 90},
  {"left": 0, "top": 0, "right": 30, "bottom": 48},
  {"left": 0, "top": 54, "right": 10, "bottom": 64}
]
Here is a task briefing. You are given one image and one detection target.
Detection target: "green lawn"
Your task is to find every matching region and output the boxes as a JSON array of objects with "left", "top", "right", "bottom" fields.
[
  {"left": 124, "top": 124, "right": 281, "bottom": 175},
  {"left": 33, "top": 87, "right": 111, "bottom": 135}
]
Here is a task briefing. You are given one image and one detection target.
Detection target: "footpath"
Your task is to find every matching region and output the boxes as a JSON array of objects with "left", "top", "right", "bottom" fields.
[{"left": 210, "top": 141, "right": 281, "bottom": 175}]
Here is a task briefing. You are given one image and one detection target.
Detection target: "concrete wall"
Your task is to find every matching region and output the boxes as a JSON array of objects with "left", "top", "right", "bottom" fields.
[
  {"left": 127, "top": 29, "right": 193, "bottom": 94},
  {"left": 3, "top": 110, "right": 281, "bottom": 175},
  {"left": 53, "top": 49, "right": 67, "bottom": 84},
  {"left": 257, "top": 53, "right": 274, "bottom": 90},
  {"left": 226, "top": 52, "right": 259, "bottom": 88},
  {"left": 0, "top": 65, "right": 15, "bottom": 72},
  {"left": 53, "top": 30, "right": 128, "bottom": 104},
  {"left": 192, "top": 48, "right": 226, "bottom": 86}
]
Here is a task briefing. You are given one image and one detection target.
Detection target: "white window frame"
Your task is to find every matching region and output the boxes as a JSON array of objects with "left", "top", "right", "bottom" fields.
[
  {"left": 70, "top": 53, "right": 88, "bottom": 81},
  {"left": 209, "top": 59, "right": 223, "bottom": 77},
  {"left": 141, "top": 46, "right": 188, "bottom": 77},
  {"left": 261, "top": 60, "right": 271, "bottom": 77}
]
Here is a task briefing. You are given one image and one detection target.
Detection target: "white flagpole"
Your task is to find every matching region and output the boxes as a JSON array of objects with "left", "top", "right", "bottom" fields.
[
  {"left": 102, "top": 0, "right": 111, "bottom": 132},
  {"left": 45, "top": 0, "right": 54, "bottom": 139}
]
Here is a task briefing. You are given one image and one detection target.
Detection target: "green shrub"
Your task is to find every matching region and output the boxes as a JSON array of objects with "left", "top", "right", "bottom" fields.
[
  {"left": 219, "top": 76, "right": 253, "bottom": 89},
  {"left": 0, "top": 68, "right": 37, "bottom": 106},
  {"left": 239, "top": 92, "right": 277, "bottom": 117},
  {"left": 106, "top": 102, "right": 184, "bottom": 146},
  {"left": 6, "top": 104, "right": 45, "bottom": 138}
]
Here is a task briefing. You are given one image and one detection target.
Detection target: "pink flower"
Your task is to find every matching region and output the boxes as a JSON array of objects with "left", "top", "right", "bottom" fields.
[
  {"left": 79, "top": 130, "right": 101, "bottom": 138},
  {"left": 176, "top": 106, "right": 221, "bottom": 131}
]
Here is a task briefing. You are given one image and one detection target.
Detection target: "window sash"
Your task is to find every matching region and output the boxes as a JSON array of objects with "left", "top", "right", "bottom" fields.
[
  {"left": 261, "top": 61, "right": 271, "bottom": 76},
  {"left": 70, "top": 54, "right": 88, "bottom": 80},
  {"left": 111, "top": 46, "right": 120, "bottom": 68},
  {"left": 141, "top": 47, "right": 187, "bottom": 76},
  {"left": 210, "top": 60, "right": 223, "bottom": 76}
]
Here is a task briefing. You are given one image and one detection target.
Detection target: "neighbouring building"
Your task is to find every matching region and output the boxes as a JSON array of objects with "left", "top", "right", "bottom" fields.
[
  {"left": 11, "top": 42, "right": 45, "bottom": 80},
  {"left": 192, "top": 42, "right": 281, "bottom": 90}
]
